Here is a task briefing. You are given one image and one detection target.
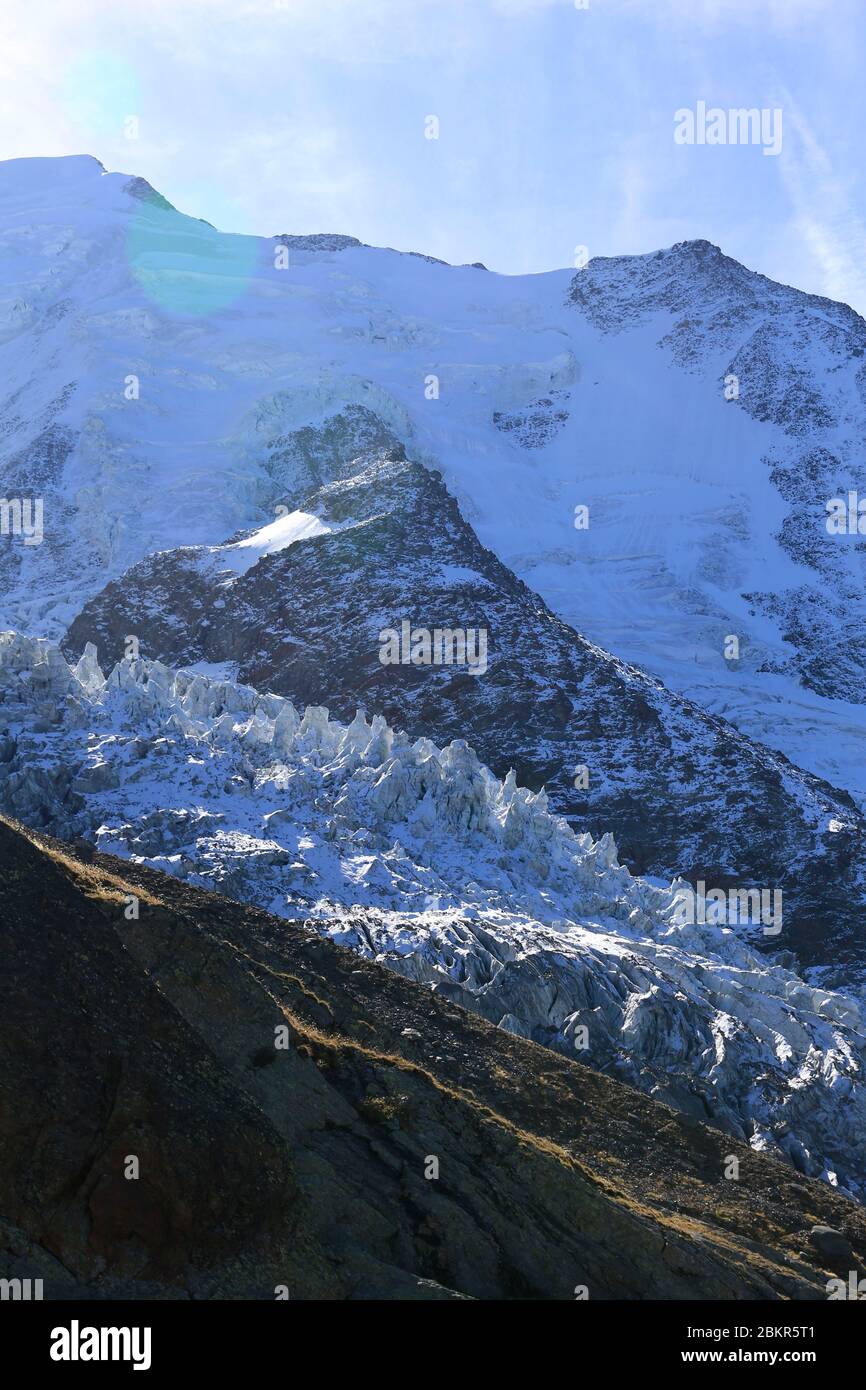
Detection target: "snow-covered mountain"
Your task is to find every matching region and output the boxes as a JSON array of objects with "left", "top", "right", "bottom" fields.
[
  {"left": 2, "top": 154, "right": 865, "bottom": 1207},
  {"left": 1, "top": 629, "right": 864, "bottom": 1204},
  {"left": 2, "top": 155, "right": 866, "bottom": 803},
  {"left": 60, "top": 405, "right": 866, "bottom": 979}
]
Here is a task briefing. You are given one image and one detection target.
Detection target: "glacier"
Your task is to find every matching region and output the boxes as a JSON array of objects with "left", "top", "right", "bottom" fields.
[{"left": 1, "top": 628, "right": 864, "bottom": 1203}]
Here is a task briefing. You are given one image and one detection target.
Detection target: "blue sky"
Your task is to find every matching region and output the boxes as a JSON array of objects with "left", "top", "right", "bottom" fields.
[{"left": 2, "top": 0, "right": 866, "bottom": 310}]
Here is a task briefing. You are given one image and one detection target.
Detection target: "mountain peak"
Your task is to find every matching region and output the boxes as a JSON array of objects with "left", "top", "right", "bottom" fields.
[
  {"left": 0, "top": 153, "right": 106, "bottom": 188},
  {"left": 667, "top": 236, "right": 725, "bottom": 259}
]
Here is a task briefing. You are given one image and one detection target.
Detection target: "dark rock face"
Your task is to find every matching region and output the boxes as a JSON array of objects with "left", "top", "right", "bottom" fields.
[
  {"left": 809, "top": 1226, "right": 855, "bottom": 1270},
  {"left": 123, "top": 177, "right": 176, "bottom": 212},
  {"left": 274, "top": 232, "right": 364, "bottom": 254},
  {"left": 493, "top": 389, "right": 570, "bottom": 447},
  {"left": 64, "top": 409, "right": 866, "bottom": 977},
  {"left": 3, "top": 815, "right": 865, "bottom": 1301},
  {"left": 744, "top": 445, "right": 866, "bottom": 704}
]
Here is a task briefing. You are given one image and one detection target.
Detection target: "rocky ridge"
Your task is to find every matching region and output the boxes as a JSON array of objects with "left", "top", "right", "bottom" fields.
[{"left": 3, "top": 814, "right": 866, "bottom": 1300}]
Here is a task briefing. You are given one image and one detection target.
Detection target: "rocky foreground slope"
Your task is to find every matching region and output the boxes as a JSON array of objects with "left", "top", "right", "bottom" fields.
[
  {"left": 1, "top": 631, "right": 864, "bottom": 1204},
  {"left": 2, "top": 814, "right": 866, "bottom": 1301}
]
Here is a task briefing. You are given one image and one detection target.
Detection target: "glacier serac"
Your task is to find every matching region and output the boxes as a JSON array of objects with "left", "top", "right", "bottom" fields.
[{"left": 1, "top": 630, "right": 864, "bottom": 1202}]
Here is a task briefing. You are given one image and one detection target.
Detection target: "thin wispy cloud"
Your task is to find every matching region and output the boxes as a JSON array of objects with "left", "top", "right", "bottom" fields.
[
  {"left": 778, "top": 96, "right": 866, "bottom": 313},
  {"left": 0, "top": 0, "right": 863, "bottom": 311}
]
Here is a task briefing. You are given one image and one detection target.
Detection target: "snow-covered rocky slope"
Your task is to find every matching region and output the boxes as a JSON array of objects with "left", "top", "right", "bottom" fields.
[
  {"left": 1, "top": 629, "right": 865, "bottom": 1202},
  {"left": 2, "top": 155, "right": 866, "bottom": 804},
  {"left": 61, "top": 407, "right": 866, "bottom": 979},
  {"left": 3, "top": 154, "right": 865, "bottom": 1203}
]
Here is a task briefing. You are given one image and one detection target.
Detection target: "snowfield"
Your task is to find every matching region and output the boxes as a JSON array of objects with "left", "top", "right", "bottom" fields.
[{"left": 215, "top": 509, "right": 335, "bottom": 574}]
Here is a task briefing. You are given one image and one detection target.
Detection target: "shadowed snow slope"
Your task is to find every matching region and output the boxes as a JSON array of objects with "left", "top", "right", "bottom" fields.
[{"left": 1, "top": 630, "right": 864, "bottom": 1203}]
